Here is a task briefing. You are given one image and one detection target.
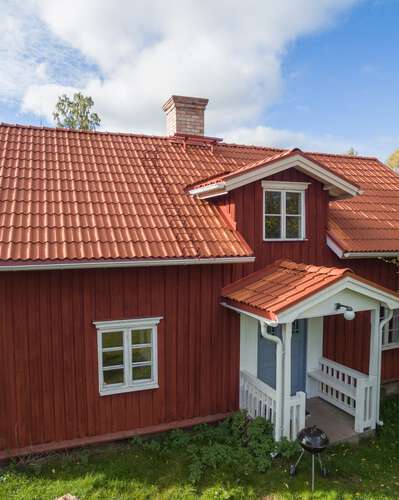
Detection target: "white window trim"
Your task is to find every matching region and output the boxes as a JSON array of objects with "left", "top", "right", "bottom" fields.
[
  {"left": 382, "top": 307, "right": 399, "bottom": 351},
  {"left": 94, "top": 316, "right": 162, "bottom": 396},
  {"left": 262, "top": 181, "right": 308, "bottom": 241}
]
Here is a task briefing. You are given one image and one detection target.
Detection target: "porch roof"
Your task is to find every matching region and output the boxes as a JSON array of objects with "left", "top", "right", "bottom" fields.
[{"left": 221, "top": 259, "right": 399, "bottom": 323}]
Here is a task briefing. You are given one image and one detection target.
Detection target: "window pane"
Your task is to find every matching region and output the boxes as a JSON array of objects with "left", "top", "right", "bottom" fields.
[
  {"left": 103, "top": 368, "right": 124, "bottom": 385},
  {"left": 132, "top": 329, "right": 151, "bottom": 345},
  {"left": 286, "top": 216, "right": 301, "bottom": 239},
  {"left": 132, "top": 365, "right": 152, "bottom": 381},
  {"left": 103, "top": 350, "right": 123, "bottom": 367},
  {"left": 286, "top": 192, "right": 301, "bottom": 215},
  {"left": 264, "top": 215, "right": 281, "bottom": 239},
  {"left": 265, "top": 191, "right": 281, "bottom": 214},
  {"left": 102, "top": 331, "right": 123, "bottom": 348},
  {"left": 132, "top": 346, "right": 152, "bottom": 363}
]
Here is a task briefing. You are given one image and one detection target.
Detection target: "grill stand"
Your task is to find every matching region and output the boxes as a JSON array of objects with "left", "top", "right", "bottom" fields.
[{"left": 290, "top": 450, "right": 327, "bottom": 492}]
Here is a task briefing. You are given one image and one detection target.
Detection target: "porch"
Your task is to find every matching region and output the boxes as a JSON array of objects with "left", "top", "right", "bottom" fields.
[
  {"left": 239, "top": 355, "right": 376, "bottom": 442},
  {"left": 221, "top": 259, "right": 399, "bottom": 442}
]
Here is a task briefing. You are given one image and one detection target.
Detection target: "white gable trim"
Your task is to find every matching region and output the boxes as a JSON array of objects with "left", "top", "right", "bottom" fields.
[
  {"left": 277, "top": 276, "right": 399, "bottom": 324},
  {"left": 190, "top": 154, "right": 361, "bottom": 200}
]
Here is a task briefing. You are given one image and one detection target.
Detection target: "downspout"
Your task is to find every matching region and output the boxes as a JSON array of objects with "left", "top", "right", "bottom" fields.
[
  {"left": 260, "top": 321, "right": 284, "bottom": 441},
  {"left": 376, "top": 307, "right": 393, "bottom": 426}
]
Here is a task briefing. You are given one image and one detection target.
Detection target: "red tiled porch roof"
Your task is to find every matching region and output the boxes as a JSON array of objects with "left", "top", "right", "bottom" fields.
[{"left": 221, "top": 259, "right": 399, "bottom": 321}]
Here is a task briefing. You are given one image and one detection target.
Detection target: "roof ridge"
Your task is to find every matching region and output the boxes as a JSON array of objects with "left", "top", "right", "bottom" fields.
[
  {"left": 0, "top": 122, "right": 171, "bottom": 142},
  {"left": 221, "top": 140, "right": 379, "bottom": 161}
]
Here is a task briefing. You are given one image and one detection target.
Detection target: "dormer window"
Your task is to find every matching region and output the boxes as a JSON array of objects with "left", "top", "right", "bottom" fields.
[{"left": 262, "top": 181, "right": 309, "bottom": 241}]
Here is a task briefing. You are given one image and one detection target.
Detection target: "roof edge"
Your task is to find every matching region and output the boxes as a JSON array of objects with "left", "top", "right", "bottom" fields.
[
  {"left": 0, "top": 256, "right": 255, "bottom": 272},
  {"left": 189, "top": 150, "right": 361, "bottom": 200}
]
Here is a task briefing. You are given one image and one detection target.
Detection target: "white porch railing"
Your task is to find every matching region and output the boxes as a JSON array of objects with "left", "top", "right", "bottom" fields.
[
  {"left": 240, "top": 370, "right": 306, "bottom": 441},
  {"left": 308, "top": 357, "right": 377, "bottom": 433},
  {"left": 285, "top": 391, "right": 306, "bottom": 441},
  {"left": 240, "top": 369, "right": 278, "bottom": 427}
]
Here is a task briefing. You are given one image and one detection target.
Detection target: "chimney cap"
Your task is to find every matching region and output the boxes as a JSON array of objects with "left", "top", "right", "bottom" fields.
[{"left": 162, "top": 95, "right": 209, "bottom": 112}]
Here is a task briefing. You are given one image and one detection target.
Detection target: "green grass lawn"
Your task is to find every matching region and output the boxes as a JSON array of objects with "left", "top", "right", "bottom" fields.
[{"left": 1, "top": 397, "right": 399, "bottom": 499}]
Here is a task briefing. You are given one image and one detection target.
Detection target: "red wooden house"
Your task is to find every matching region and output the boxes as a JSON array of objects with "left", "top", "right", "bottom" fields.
[{"left": 1, "top": 95, "right": 399, "bottom": 457}]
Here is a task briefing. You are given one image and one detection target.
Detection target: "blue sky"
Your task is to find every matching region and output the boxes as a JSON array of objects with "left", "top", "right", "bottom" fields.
[
  {"left": 269, "top": 0, "right": 399, "bottom": 158},
  {"left": 1, "top": 0, "right": 398, "bottom": 160}
]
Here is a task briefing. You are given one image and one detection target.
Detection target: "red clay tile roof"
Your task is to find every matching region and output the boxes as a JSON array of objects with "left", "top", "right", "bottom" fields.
[
  {"left": 0, "top": 123, "right": 398, "bottom": 264},
  {"left": 188, "top": 148, "right": 361, "bottom": 194},
  {"left": 221, "top": 259, "right": 399, "bottom": 321}
]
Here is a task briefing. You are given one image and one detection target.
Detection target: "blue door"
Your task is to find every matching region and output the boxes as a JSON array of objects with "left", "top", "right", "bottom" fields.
[
  {"left": 257, "top": 323, "right": 282, "bottom": 389},
  {"left": 257, "top": 320, "right": 307, "bottom": 395}
]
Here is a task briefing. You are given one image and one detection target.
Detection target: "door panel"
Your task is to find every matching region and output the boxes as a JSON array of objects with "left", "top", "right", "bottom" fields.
[
  {"left": 257, "top": 320, "right": 307, "bottom": 395},
  {"left": 257, "top": 324, "right": 282, "bottom": 389},
  {"left": 291, "top": 319, "right": 307, "bottom": 395}
]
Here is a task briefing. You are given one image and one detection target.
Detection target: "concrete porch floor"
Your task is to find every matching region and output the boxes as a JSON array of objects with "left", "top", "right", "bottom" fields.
[{"left": 305, "top": 397, "right": 372, "bottom": 444}]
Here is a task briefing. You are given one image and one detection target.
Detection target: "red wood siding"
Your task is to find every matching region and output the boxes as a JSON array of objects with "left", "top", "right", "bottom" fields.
[
  {"left": 0, "top": 265, "right": 239, "bottom": 453},
  {"left": 216, "top": 167, "right": 399, "bottom": 380}
]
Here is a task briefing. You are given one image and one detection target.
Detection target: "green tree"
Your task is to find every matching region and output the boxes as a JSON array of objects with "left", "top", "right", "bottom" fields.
[
  {"left": 387, "top": 149, "right": 399, "bottom": 169},
  {"left": 53, "top": 92, "right": 101, "bottom": 130},
  {"left": 346, "top": 147, "right": 358, "bottom": 156}
]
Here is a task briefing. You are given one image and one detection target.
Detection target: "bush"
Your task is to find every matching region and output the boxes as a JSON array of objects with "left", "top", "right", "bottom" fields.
[{"left": 129, "top": 410, "right": 299, "bottom": 484}]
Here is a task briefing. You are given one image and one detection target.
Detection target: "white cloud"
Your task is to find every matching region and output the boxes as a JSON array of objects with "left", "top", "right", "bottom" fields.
[
  {"left": 223, "top": 125, "right": 357, "bottom": 155},
  {"left": 2, "top": 0, "right": 357, "bottom": 140}
]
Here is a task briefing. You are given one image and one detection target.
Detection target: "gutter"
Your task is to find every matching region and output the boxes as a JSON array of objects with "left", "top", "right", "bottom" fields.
[
  {"left": 326, "top": 236, "right": 399, "bottom": 260},
  {"left": 260, "top": 321, "right": 284, "bottom": 441},
  {"left": 0, "top": 256, "right": 255, "bottom": 272}
]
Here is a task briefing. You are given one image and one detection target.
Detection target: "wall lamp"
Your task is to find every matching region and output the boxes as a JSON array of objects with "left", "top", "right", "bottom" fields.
[{"left": 335, "top": 303, "right": 355, "bottom": 321}]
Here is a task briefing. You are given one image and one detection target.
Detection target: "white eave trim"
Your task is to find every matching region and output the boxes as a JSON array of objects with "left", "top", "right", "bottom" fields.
[
  {"left": 188, "top": 182, "right": 227, "bottom": 199},
  {"left": 190, "top": 154, "right": 361, "bottom": 200},
  {"left": 0, "top": 255, "right": 255, "bottom": 272},
  {"left": 327, "top": 235, "right": 399, "bottom": 259},
  {"left": 220, "top": 301, "right": 278, "bottom": 327}
]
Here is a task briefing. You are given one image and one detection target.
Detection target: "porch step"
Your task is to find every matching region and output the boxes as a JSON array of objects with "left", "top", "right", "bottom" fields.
[{"left": 308, "top": 369, "right": 356, "bottom": 399}]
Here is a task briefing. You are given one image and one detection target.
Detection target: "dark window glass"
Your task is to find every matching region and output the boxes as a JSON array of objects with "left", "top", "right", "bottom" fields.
[
  {"left": 265, "top": 216, "right": 281, "bottom": 239},
  {"left": 103, "top": 368, "right": 124, "bottom": 385},
  {"left": 265, "top": 191, "right": 281, "bottom": 214},
  {"left": 102, "top": 331, "right": 123, "bottom": 348},
  {"left": 286, "top": 192, "right": 301, "bottom": 215},
  {"left": 286, "top": 216, "right": 301, "bottom": 239}
]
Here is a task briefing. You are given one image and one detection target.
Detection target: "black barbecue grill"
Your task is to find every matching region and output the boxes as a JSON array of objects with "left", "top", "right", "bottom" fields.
[{"left": 290, "top": 426, "right": 329, "bottom": 491}]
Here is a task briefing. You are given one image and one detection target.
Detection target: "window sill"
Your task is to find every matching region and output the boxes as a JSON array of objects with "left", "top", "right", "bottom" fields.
[
  {"left": 382, "top": 343, "right": 399, "bottom": 352},
  {"left": 100, "top": 382, "right": 159, "bottom": 396},
  {"left": 263, "top": 238, "right": 308, "bottom": 242}
]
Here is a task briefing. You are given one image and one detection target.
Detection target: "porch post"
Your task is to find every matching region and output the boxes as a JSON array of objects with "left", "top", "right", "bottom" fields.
[
  {"left": 282, "top": 322, "right": 293, "bottom": 438},
  {"left": 365, "top": 308, "right": 380, "bottom": 431}
]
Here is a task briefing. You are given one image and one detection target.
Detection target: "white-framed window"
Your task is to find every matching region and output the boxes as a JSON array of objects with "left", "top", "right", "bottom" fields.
[
  {"left": 262, "top": 181, "right": 308, "bottom": 241},
  {"left": 94, "top": 317, "right": 162, "bottom": 396},
  {"left": 382, "top": 308, "right": 399, "bottom": 350}
]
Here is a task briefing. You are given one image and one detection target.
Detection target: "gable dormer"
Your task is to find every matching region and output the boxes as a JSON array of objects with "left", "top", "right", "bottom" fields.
[{"left": 188, "top": 149, "right": 361, "bottom": 265}]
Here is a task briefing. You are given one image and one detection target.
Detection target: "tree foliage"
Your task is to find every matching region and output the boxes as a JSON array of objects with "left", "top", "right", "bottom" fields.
[
  {"left": 346, "top": 147, "right": 358, "bottom": 156},
  {"left": 53, "top": 92, "right": 101, "bottom": 130},
  {"left": 387, "top": 149, "right": 399, "bottom": 169}
]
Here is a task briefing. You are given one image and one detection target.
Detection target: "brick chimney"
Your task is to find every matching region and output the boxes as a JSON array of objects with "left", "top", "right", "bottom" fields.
[{"left": 162, "top": 95, "right": 209, "bottom": 136}]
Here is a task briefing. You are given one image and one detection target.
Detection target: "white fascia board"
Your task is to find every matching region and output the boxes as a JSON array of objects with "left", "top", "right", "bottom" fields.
[
  {"left": 327, "top": 236, "right": 399, "bottom": 259},
  {"left": 220, "top": 301, "right": 279, "bottom": 327},
  {"left": 224, "top": 155, "right": 360, "bottom": 198},
  {"left": 188, "top": 182, "right": 227, "bottom": 198},
  {"left": 277, "top": 276, "right": 399, "bottom": 323},
  {"left": 0, "top": 256, "right": 255, "bottom": 272},
  {"left": 326, "top": 236, "right": 345, "bottom": 258},
  {"left": 343, "top": 251, "right": 399, "bottom": 258}
]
